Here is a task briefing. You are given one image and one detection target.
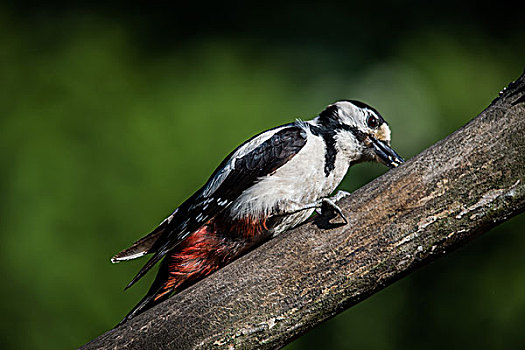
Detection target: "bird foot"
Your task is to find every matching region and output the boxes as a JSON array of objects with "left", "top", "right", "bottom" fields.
[
  {"left": 315, "top": 190, "right": 350, "bottom": 224},
  {"left": 279, "top": 190, "right": 350, "bottom": 226}
]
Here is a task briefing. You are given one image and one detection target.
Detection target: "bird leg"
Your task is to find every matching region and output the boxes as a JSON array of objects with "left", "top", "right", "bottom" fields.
[
  {"left": 281, "top": 190, "right": 350, "bottom": 224},
  {"left": 316, "top": 190, "right": 350, "bottom": 224}
]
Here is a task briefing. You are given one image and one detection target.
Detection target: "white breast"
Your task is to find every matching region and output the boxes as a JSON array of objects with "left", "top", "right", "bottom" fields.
[{"left": 229, "top": 126, "right": 354, "bottom": 234}]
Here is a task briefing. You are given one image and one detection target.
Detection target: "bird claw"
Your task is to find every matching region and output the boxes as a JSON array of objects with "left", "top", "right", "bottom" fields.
[
  {"left": 315, "top": 190, "right": 350, "bottom": 224},
  {"left": 282, "top": 190, "right": 350, "bottom": 226}
]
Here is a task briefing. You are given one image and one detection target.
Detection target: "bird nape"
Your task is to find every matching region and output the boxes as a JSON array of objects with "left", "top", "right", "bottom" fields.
[{"left": 111, "top": 100, "right": 404, "bottom": 325}]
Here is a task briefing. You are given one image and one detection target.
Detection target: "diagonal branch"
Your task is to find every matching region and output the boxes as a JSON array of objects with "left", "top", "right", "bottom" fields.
[{"left": 81, "top": 71, "right": 525, "bottom": 350}]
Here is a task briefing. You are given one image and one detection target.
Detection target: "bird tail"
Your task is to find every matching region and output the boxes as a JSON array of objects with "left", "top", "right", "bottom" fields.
[
  {"left": 116, "top": 259, "right": 173, "bottom": 326},
  {"left": 116, "top": 224, "right": 226, "bottom": 326},
  {"left": 111, "top": 220, "right": 169, "bottom": 263}
]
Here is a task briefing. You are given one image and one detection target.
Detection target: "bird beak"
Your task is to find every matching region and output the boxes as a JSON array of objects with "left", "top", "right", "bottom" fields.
[{"left": 368, "top": 137, "right": 405, "bottom": 168}]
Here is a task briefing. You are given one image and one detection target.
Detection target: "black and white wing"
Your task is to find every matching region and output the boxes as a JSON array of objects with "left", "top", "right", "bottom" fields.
[{"left": 113, "top": 123, "right": 308, "bottom": 288}]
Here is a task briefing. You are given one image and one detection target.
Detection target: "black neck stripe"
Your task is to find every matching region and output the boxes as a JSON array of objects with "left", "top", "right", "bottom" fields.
[
  {"left": 309, "top": 124, "right": 337, "bottom": 177},
  {"left": 309, "top": 122, "right": 369, "bottom": 177}
]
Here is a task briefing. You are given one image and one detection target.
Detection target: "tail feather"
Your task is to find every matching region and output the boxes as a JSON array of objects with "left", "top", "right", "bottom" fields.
[
  {"left": 117, "top": 260, "right": 173, "bottom": 326},
  {"left": 124, "top": 251, "right": 166, "bottom": 290},
  {"left": 122, "top": 229, "right": 189, "bottom": 290},
  {"left": 116, "top": 223, "right": 242, "bottom": 326},
  {"left": 117, "top": 291, "right": 161, "bottom": 327},
  {"left": 111, "top": 224, "right": 167, "bottom": 264},
  {"left": 123, "top": 231, "right": 187, "bottom": 290}
]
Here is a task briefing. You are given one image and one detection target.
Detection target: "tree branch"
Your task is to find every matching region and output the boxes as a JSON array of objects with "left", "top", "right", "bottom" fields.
[{"left": 81, "top": 71, "right": 525, "bottom": 350}]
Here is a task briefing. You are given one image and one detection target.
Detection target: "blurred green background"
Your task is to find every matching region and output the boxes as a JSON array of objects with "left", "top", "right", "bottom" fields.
[{"left": 1, "top": 1, "right": 524, "bottom": 349}]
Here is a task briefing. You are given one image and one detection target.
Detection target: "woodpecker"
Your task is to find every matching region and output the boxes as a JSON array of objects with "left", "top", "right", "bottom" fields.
[{"left": 112, "top": 100, "right": 404, "bottom": 324}]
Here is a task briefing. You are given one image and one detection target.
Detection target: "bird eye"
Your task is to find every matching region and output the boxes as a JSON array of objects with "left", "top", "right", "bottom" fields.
[{"left": 367, "top": 115, "right": 379, "bottom": 129}]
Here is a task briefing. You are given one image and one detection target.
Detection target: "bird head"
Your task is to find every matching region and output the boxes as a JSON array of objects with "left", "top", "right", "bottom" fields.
[{"left": 314, "top": 100, "right": 404, "bottom": 168}]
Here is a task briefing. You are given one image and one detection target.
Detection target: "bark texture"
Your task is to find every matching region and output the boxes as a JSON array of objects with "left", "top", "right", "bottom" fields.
[{"left": 81, "top": 71, "right": 525, "bottom": 350}]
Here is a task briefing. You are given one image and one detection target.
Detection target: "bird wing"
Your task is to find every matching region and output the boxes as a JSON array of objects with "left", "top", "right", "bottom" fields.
[{"left": 117, "top": 123, "right": 308, "bottom": 289}]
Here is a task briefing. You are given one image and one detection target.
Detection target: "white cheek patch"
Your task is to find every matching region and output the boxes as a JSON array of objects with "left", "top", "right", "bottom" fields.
[{"left": 375, "top": 124, "right": 391, "bottom": 143}]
